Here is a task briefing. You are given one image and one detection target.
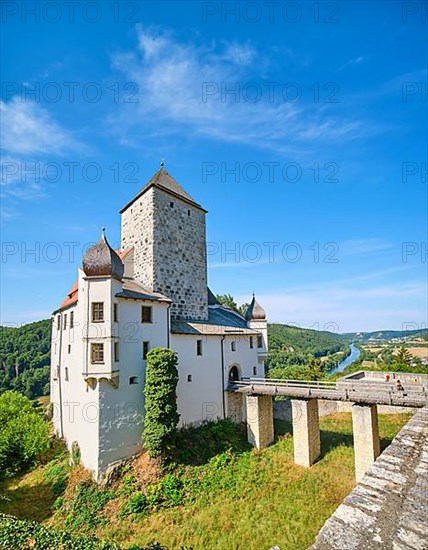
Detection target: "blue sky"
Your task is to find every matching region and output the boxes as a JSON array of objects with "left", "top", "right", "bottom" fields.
[{"left": 1, "top": 0, "right": 427, "bottom": 332}]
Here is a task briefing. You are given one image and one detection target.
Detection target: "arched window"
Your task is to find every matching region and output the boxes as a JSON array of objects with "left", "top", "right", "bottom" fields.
[{"left": 228, "top": 365, "right": 240, "bottom": 382}]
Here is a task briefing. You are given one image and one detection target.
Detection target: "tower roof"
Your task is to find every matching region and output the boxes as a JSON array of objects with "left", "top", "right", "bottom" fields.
[
  {"left": 245, "top": 294, "right": 266, "bottom": 321},
  {"left": 82, "top": 230, "right": 124, "bottom": 280},
  {"left": 120, "top": 166, "right": 207, "bottom": 213}
]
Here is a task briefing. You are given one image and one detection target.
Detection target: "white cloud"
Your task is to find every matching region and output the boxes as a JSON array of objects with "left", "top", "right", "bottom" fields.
[
  {"left": 109, "top": 26, "right": 364, "bottom": 154},
  {"left": 0, "top": 97, "right": 78, "bottom": 156},
  {"left": 336, "top": 55, "right": 365, "bottom": 72},
  {"left": 236, "top": 280, "right": 426, "bottom": 332}
]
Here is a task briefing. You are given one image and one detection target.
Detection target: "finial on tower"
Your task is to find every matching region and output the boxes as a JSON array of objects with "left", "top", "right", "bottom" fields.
[
  {"left": 160, "top": 158, "right": 165, "bottom": 168},
  {"left": 101, "top": 226, "right": 106, "bottom": 238}
]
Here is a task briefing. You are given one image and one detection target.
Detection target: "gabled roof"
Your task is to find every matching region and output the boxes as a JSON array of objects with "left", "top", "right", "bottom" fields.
[
  {"left": 116, "top": 280, "right": 171, "bottom": 303},
  {"left": 171, "top": 306, "right": 257, "bottom": 335},
  {"left": 58, "top": 281, "right": 78, "bottom": 311},
  {"left": 120, "top": 166, "right": 207, "bottom": 214}
]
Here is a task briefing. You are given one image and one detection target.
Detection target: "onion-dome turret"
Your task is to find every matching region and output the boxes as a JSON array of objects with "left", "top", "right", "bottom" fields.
[
  {"left": 245, "top": 294, "right": 266, "bottom": 321},
  {"left": 82, "top": 228, "right": 124, "bottom": 280}
]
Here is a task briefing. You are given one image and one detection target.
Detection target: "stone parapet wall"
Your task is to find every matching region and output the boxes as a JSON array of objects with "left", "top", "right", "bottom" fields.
[{"left": 311, "top": 406, "right": 428, "bottom": 549}]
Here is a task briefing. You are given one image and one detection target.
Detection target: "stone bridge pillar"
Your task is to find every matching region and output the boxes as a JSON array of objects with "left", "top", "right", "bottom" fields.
[
  {"left": 246, "top": 395, "right": 274, "bottom": 449},
  {"left": 291, "top": 399, "right": 321, "bottom": 467},
  {"left": 352, "top": 403, "right": 381, "bottom": 482}
]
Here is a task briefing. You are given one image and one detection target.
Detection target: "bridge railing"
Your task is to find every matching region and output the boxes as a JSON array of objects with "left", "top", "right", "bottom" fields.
[
  {"left": 239, "top": 377, "right": 337, "bottom": 390},
  {"left": 234, "top": 377, "right": 428, "bottom": 399}
]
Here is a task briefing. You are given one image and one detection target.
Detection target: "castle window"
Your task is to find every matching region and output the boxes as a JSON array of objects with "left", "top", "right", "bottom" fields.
[
  {"left": 196, "top": 339, "right": 203, "bottom": 356},
  {"left": 70, "top": 311, "right": 74, "bottom": 328},
  {"left": 187, "top": 374, "right": 192, "bottom": 382},
  {"left": 170, "top": 201, "right": 174, "bottom": 208},
  {"left": 231, "top": 341, "right": 236, "bottom": 352},
  {"left": 253, "top": 366, "right": 257, "bottom": 376},
  {"left": 64, "top": 367, "right": 69, "bottom": 381},
  {"left": 113, "top": 303, "right": 118, "bottom": 323},
  {"left": 57, "top": 315, "right": 61, "bottom": 330},
  {"left": 114, "top": 342, "right": 119, "bottom": 362},
  {"left": 91, "top": 343, "right": 104, "bottom": 364},
  {"left": 63, "top": 314, "right": 67, "bottom": 330},
  {"left": 141, "top": 306, "right": 152, "bottom": 323},
  {"left": 187, "top": 210, "right": 190, "bottom": 216},
  {"left": 129, "top": 376, "right": 138, "bottom": 385},
  {"left": 257, "top": 335, "right": 263, "bottom": 348},
  {"left": 91, "top": 302, "right": 104, "bottom": 323},
  {"left": 68, "top": 344, "right": 71, "bottom": 354},
  {"left": 250, "top": 336, "right": 254, "bottom": 349},
  {"left": 143, "top": 341, "right": 150, "bottom": 360}
]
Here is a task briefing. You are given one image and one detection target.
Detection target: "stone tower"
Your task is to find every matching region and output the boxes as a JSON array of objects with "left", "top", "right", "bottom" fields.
[{"left": 120, "top": 166, "right": 208, "bottom": 320}]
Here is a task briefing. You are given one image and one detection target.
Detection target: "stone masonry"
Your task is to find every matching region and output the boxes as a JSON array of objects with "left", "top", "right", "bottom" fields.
[
  {"left": 246, "top": 395, "right": 274, "bottom": 449},
  {"left": 311, "top": 406, "right": 428, "bottom": 549},
  {"left": 352, "top": 403, "right": 381, "bottom": 482},
  {"left": 121, "top": 186, "right": 208, "bottom": 320},
  {"left": 291, "top": 399, "right": 321, "bottom": 467}
]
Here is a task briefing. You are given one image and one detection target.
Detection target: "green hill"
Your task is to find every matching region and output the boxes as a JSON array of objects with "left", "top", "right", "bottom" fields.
[
  {"left": 0, "top": 319, "right": 51, "bottom": 399},
  {"left": 342, "top": 328, "right": 428, "bottom": 342},
  {"left": 268, "top": 323, "right": 349, "bottom": 356}
]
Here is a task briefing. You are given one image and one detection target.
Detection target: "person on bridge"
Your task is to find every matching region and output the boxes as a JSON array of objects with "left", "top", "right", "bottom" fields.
[{"left": 396, "top": 380, "right": 404, "bottom": 392}]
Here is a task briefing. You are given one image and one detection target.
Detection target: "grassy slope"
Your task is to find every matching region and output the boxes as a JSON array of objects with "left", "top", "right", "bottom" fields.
[{"left": 0, "top": 413, "right": 411, "bottom": 550}]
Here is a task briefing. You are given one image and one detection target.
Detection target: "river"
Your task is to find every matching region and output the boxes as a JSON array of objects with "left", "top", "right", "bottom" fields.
[{"left": 329, "top": 343, "right": 361, "bottom": 374}]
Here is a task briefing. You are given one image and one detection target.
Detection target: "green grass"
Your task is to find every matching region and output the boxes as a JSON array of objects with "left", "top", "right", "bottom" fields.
[{"left": 0, "top": 413, "right": 411, "bottom": 550}]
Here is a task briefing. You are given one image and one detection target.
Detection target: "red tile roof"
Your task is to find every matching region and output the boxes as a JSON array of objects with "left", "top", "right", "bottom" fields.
[{"left": 60, "top": 281, "right": 78, "bottom": 309}]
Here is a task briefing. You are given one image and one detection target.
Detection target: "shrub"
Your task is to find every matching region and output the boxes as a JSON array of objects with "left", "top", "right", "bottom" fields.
[
  {"left": 143, "top": 348, "right": 180, "bottom": 460},
  {"left": 0, "top": 391, "right": 50, "bottom": 480},
  {"left": 65, "top": 481, "right": 116, "bottom": 531}
]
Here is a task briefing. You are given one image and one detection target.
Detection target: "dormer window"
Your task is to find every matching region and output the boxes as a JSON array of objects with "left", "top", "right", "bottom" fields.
[{"left": 91, "top": 302, "right": 104, "bottom": 322}]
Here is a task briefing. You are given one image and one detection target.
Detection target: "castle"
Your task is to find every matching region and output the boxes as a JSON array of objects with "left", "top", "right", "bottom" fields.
[{"left": 50, "top": 166, "right": 267, "bottom": 481}]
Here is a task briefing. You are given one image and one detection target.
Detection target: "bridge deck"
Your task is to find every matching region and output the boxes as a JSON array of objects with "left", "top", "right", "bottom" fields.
[{"left": 228, "top": 378, "right": 427, "bottom": 408}]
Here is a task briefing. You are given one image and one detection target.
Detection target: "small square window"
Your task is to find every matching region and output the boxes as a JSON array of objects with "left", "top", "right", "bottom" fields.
[
  {"left": 196, "top": 339, "right": 203, "bottom": 356},
  {"left": 129, "top": 376, "right": 139, "bottom": 385},
  {"left": 249, "top": 336, "right": 254, "bottom": 349},
  {"left": 113, "top": 303, "right": 118, "bottom": 323},
  {"left": 257, "top": 335, "right": 263, "bottom": 348},
  {"left": 63, "top": 314, "right": 67, "bottom": 330},
  {"left": 91, "top": 343, "right": 104, "bottom": 364},
  {"left": 114, "top": 342, "right": 119, "bottom": 362},
  {"left": 92, "top": 302, "right": 104, "bottom": 322},
  {"left": 70, "top": 311, "right": 74, "bottom": 329},
  {"left": 187, "top": 374, "right": 192, "bottom": 382},
  {"left": 231, "top": 341, "right": 236, "bottom": 352},
  {"left": 141, "top": 306, "right": 152, "bottom": 323},
  {"left": 143, "top": 341, "right": 150, "bottom": 360}
]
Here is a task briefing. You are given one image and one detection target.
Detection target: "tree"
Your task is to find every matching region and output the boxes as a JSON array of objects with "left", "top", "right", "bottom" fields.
[
  {"left": 0, "top": 391, "right": 50, "bottom": 479},
  {"left": 143, "top": 348, "right": 180, "bottom": 460},
  {"left": 395, "top": 346, "right": 413, "bottom": 366},
  {"left": 216, "top": 294, "right": 249, "bottom": 317}
]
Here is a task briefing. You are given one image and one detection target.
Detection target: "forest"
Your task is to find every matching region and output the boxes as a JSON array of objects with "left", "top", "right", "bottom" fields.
[{"left": 0, "top": 320, "right": 51, "bottom": 399}]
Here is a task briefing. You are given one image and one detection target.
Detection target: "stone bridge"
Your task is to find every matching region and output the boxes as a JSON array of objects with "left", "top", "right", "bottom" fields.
[{"left": 227, "top": 374, "right": 427, "bottom": 481}]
